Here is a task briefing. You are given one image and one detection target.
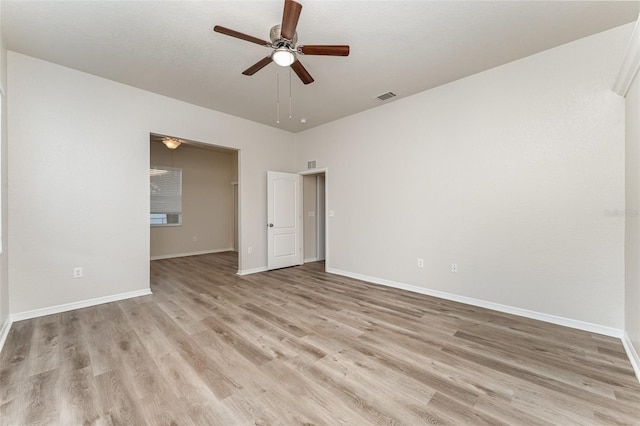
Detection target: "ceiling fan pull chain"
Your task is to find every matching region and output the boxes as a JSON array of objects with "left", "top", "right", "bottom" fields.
[
  {"left": 289, "top": 67, "right": 293, "bottom": 120},
  {"left": 276, "top": 73, "right": 280, "bottom": 124}
]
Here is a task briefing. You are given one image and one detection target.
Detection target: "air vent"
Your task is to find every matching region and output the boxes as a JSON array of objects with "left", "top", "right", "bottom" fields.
[
  {"left": 376, "top": 91, "right": 396, "bottom": 101},
  {"left": 308, "top": 160, "right": 317, "bottom": 169}
]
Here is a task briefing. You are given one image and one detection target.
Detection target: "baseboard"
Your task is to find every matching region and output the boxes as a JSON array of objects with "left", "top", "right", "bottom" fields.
[
  {"left": 237, "top": 266, "right": 268, "bottom": 276},
  {"left": 10, "top": 288, "right": 153, "bottom": 322},
  {"left": 0, "top": 316, "right": 12, "bottom": 354},
  {"left": 326, "top": 267, "right": 623, "bottom": 338},
  {"left": 622, "top": 332, "right": 640, "bottom": 383},
  {"left": 151, "top": 248, "right": 234, "bottom": 261},
  {"left": 304, "top": 257, "right": 318, "bottom": 263}
]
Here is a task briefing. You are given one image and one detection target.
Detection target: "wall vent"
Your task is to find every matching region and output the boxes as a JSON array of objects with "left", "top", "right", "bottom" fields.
[
  {"left": 307, "top": 160, "right": 317, "bottom": 169},
  {"left": 376, "top": 91, "right": 397, "bottom": 101}
]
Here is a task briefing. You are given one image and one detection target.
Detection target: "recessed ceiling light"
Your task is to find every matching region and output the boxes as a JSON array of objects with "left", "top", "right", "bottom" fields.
[{"left": 300, "top": 118, "right": 307, "bottom": 124}]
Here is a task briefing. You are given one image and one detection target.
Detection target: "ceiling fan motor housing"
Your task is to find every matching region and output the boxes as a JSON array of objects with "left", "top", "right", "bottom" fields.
[{"left": 270, "top": 24, "right": 297, "bottom": 47}]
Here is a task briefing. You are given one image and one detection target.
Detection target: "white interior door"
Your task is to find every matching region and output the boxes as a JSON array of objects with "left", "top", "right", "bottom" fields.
[{"left": 267, "top": 171, "right": 303, "bottom": 270}]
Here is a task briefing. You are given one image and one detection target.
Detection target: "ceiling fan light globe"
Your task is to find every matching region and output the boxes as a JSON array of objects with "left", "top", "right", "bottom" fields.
[{"left": 272, "top": 49, "right": 295, "bottom": 66}]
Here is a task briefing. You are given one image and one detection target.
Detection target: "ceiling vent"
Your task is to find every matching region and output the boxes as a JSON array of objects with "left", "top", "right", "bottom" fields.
[{"left": 376, "top": 91, "right": 396, "bottom": 101}]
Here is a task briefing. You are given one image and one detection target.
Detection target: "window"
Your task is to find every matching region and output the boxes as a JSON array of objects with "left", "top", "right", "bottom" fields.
[{"left": 150, "top": 166, "right": 182, "bottom": 226}]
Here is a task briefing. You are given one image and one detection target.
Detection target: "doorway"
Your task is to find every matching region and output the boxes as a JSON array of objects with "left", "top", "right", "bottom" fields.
[
  {"left": 149, "top": 133, "right": 239, "bottom": 271},
  {"left": 302, "top": 170, "right": 327, "bottom": 268}
]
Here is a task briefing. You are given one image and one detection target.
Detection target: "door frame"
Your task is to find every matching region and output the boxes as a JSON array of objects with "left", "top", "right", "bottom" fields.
[
  {"left": 231, "top": 181, "right": 238, "bottom": 252},
  {"left": 300, "top": 168, "right": 329, "bottom": 270},
  {"left": 315, "top": 174, "right": 326, "bottom": 261}
]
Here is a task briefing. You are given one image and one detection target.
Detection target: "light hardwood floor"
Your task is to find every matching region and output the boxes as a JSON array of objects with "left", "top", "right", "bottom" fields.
[{"left": 1, "top": 252, "right": 639, "bottom": 425}]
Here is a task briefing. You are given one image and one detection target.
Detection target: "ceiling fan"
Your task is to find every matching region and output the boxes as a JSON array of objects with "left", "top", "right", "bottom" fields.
[{"left": 213, "top": 0, "right": 350, "bottom": 85}]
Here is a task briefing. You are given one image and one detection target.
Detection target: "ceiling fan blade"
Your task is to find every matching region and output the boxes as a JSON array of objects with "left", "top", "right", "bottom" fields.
[
  {"left": 242, "top": 56, "right": 273, "bottom": 76},
  {"left": 290, "top": 60, "right": 314, "bottom": 85},
  {"left": 281, "top": 0, "right": 302, "bottom": 41},
  {"left": 298, "top": 45, "right": 350, "bottom": 56},
  {"left": 214, "top": 26, "right": 271, "bottom": 47}
]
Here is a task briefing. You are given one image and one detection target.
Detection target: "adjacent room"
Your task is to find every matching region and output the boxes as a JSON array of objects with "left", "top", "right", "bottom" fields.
[
  {"left": 1, "top": 1, "right": 640, "bottom": 424},
  {"left": 150, "top": 135, "right": 239, "bottom": 262}
]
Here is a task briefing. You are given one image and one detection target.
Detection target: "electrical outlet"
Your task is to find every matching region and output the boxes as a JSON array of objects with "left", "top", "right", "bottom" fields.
[
  {"left": 417, "top": 258, "right": 424, "bottom": 268},
  {"left": 73, "top": 267, "right": 83, "bottom": 278},
  {"left": 248, "top": 246, "right": 253, "bottom": 254},
  {"left": 451, "top": 263, "right": 458, "bottom": 273}
]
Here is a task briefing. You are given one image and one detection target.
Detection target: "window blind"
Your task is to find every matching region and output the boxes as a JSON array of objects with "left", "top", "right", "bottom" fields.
[{"left": 150, "top": 166, "right": 182, "bottom": 214}]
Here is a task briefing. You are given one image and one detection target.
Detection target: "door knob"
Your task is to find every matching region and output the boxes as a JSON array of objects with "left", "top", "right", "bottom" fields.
[{"left": 268, "top": 223, "right": 274, "bottom": 227}]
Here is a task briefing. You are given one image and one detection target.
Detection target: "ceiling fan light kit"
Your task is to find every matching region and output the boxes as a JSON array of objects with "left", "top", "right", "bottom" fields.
[
  {"left": 272, "top": 48, "right": 295, "bottom": 67},
  {"left": 162, "top": 137, "right": 182, "bottom": 150},
  {"left": 213, "top": 0, "right": 350, "bottom": 85}
]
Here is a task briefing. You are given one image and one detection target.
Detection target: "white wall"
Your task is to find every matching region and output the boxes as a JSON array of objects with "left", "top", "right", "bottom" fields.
[
  {"left": 625, "top": 58, "right": 640, "bottom": 364},
  {"left": 150, "top": 141, "right": 237, "bottom": 258},
  {"left": 8, "top": 52, "right": 296, "bottom": 314},
  {"left": 296, "top": 24, "right": 632, "bottom": 330}
]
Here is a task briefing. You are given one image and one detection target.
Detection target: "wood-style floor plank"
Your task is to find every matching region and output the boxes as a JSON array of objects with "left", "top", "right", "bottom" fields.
[{"left": 1, "top": 251, "right": 639, "bottom": 425}]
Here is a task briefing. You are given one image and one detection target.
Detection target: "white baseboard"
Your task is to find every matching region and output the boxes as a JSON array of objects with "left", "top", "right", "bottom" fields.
[
  {"left": 237, "top": 266, "right": 268, "bottom": 276},
  {"left": 0, "top": 316, "right": 12, "bottom": 354},
  {"left": 622, "top": 332, "right": 640, "bottom": 383},
  {"left": 326, "top": 267, "right": 623, "bottom": 338},
  {"left": 304, "top": 257, "right": 318, "bottom": 263},
  {"left": 10, "top": 288, "right": 152, "bottom": 323},
  {"left": 151, "top": 248, "right": 234, "bottom": 261}
]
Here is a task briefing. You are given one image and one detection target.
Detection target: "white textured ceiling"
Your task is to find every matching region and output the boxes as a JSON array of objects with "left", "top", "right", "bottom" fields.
[{"left": 2, "top": 1, "right": 639, "bottom": 133}]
